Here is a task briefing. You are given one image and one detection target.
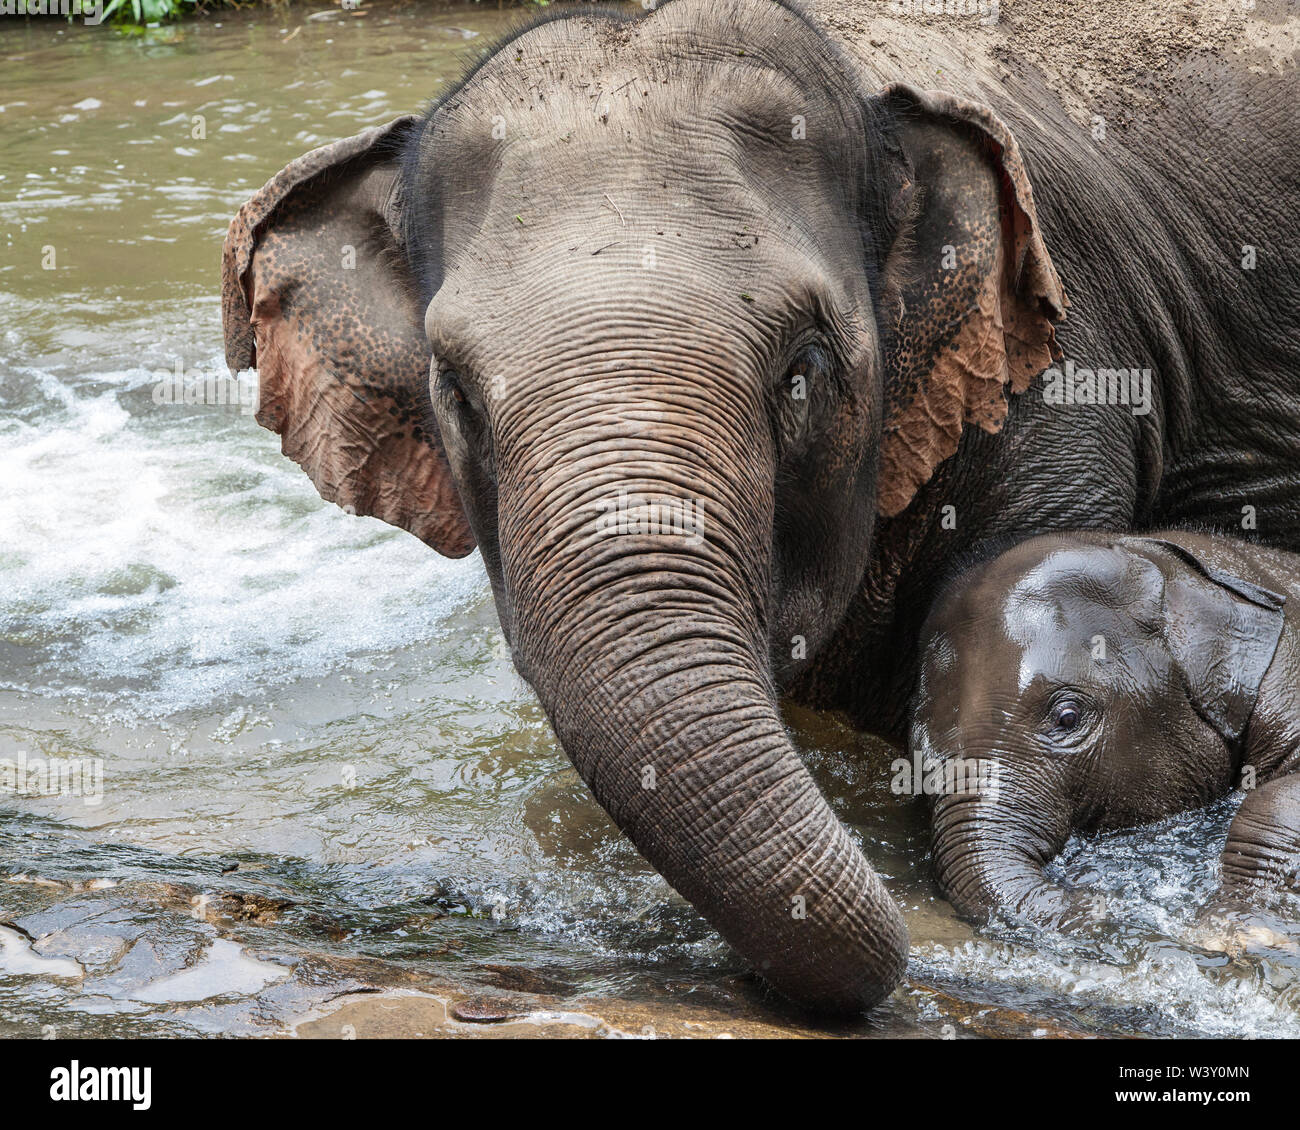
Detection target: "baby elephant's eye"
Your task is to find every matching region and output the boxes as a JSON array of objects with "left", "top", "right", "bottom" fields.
[{"left": 1052, "top": 701, "right": 1082, "bottom": 731}]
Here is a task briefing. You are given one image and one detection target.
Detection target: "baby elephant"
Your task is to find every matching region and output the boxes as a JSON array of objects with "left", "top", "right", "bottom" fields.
[{"left": 911, "top": 530, "right": 1300, "bottom": 926}]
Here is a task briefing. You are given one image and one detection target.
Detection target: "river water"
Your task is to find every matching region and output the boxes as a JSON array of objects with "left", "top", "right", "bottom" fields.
[{"left": 2, "top": 2, "right": 1298, "bottom": 1038}]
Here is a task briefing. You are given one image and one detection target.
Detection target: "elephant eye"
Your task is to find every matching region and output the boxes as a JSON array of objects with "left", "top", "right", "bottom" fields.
[
  {"left": 787, "top": 344, "right": 830, "bottom": 395},
  {"left": 433, "top": 365, "right": 491, "bottom": 465},
  {"left": 1038, "top": 693, "right": 1096, "bottom": 751},
  {"left": 440, "top": 369, "right": 467, "bottom": 405},
  {"left": 1050, "top": 700, "right": 1084, "bottom": 733},
  {"left": 774, "top": 342, "right": 830, "bottom": 455}
]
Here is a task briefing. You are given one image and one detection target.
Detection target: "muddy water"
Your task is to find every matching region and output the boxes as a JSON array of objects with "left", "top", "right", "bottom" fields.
[{"left": 2, "top": 3, "right": 1299, "bottom": 1039}]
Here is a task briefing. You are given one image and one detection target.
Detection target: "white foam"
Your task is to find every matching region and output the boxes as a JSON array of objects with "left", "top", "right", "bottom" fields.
[
  {"left": 0, "top": 358, "right": 488, "bottom": 718},
  {"left": 918, "top": 800, "right": 1300, "bottom": 1037},
  {"left": 919, "top": 936, "right": 1300, "bottom": 1038}
]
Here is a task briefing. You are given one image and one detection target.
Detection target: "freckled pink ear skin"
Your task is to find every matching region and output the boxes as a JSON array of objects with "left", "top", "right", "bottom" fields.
[
  {"left": 222, "top": 118, "right": 475, "bottom": 558},
  {"left": 874, "top": 84, "right": 1066, "bottom": 519}
]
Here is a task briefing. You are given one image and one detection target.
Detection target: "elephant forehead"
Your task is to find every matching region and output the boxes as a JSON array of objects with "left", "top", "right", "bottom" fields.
[
  {"left": 446, "top": 0, "right": 862, "bottom": 126},
  {"left": 422, "top": 194, "right": 873, "bottom": 396},
  {"left": 1000, "top": 589, "right": 1141, "bottom": 681},
  {"left": 997, "top": 596, "right": 1167, "bottom": 698},
  {"left": 425, "top": 65, "right": 854, "bottom": 252},
  {"left": 1003, "top": 546, "right": 1164, "bottom": 631},
  {"left": 436, "top": 48, "right": 825, "bottom": 146},
  {"left": 1013, "top": 633, "right": 1110, "bottom": 692},
  {"left": 417, "top": 7, "right": 865, "bottom": 237},
  {"left": 922, "top": 543, "right": 1168, "bottom": 703}
]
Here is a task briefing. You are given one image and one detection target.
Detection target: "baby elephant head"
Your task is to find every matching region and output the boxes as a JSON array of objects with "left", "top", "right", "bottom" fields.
[{"left": 912, "top": 533, "right": 1286, "bottom": 927}]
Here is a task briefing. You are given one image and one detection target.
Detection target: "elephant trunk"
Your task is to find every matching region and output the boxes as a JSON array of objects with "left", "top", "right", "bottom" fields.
[
  {"left": 494, "top": 375, "right": 907, "bottom": 1013},
  {"left": 539, "top": 617, "right": 908, "bottom": 1011},
  {"left": 930, "top": 760, "right": 1080, "bottom": 926}
]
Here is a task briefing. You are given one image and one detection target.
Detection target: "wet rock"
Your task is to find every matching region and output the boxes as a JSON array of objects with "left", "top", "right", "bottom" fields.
[
  {"left": 128, "top": 938, "right": 290, "bottom": 1004},
  {"left": 449, "top": 996, "right": 531, "bottom": 1024},
  {"left": 154, "top": 882, "right": 295, "bottom": 927},
  {"left": 34, "top": 920, "right": 135, "bottom": 970},
  {"left": 1, "top": 843, "right": 1099, "bottom": 1039},
  {"left": 5, "top": 873, "right": 117, "bottom": 894},
  {"left": 13, "top": 893, "right": 158, "bottom": 976},
  {"left": 295, "top": 987, "right": 826, "bottom": 1040},
  {"left": 0, "top": 925, "right": 83, "bottom": 980},
  {"left": 85, "top": 933, "right": 211, "bottom": 1000}
]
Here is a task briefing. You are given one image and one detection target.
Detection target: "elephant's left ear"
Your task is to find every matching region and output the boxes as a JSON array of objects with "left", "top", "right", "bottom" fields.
[
  {"left": 873, "top": 84, "right": 1067, "bottom": 518},
  {"left": 1135, "top": 538, "right": 1287, "bottom": 744}
]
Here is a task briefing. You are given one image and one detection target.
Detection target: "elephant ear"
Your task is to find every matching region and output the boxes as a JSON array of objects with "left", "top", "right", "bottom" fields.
[
  {"left": 222, "top": 117, "right": 475, "bottom": 558},
  {"left": 874, "top": 84, "right": 1067, "bottom": 518},
  {"left": 1135, "top": 538, "right": 1286, "bottom": 743}
]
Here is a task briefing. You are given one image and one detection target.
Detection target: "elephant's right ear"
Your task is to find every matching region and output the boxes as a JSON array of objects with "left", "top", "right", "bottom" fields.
[
  {"left": 1135, "top": 538, "right": 1286, "bottom": 744},
  {"left": 222, "top": 117, "right": 475, "bottom": 558},
  {"left": 872, "top": 85, "right": 1067, "bottom": 518}
]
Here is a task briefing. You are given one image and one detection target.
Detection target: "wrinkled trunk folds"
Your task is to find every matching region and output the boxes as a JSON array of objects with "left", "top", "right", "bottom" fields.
[
  {"left": 541, "top": 618, "right": 907, "bottom": 1010},
  {"left": 497, "top": 378, "right": 908, "bottom": 1012},
  {"left": 931, "top": 779, "right": 1078, "bottom": 927}
]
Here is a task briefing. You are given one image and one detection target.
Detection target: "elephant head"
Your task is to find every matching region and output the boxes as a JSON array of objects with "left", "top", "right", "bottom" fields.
[
  {"left": 221, "top": 0, "right": 1064, "bottom": 1011},
  {"left": 914, "top": 533, "right": 1286, "bottom": 926}
]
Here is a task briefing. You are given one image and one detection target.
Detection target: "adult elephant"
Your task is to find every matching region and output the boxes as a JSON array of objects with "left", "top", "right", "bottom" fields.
[{"left": 220, "top": 0, "right": 1300, "bottom": 1012}]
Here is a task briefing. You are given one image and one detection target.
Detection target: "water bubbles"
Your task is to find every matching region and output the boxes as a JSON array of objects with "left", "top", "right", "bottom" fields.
[{"left": 915, "top": 799, "right": 1300, "bottom": 1036}]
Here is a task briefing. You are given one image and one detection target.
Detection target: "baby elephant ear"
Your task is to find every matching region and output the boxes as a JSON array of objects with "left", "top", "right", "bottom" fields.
[
  {"left": 874, "top": 85, "right": 1067, "bottom": 518},
  {"left": 1136, "top": 538, "right": 1287, "bottom": 744},
  {"left": 222, "top": 117, "right": 475, "bottom": 558}
]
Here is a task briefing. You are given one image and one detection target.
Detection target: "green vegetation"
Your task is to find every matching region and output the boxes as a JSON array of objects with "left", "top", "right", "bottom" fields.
[
  {"left": 102, "top": 0, "right": 203, "bottom": 22},
  {"left": 102, "top": 0, "right": 201, "bottom": 21},
  {"left": 3, "top": 0, "right": 204, "bottom": 20}
]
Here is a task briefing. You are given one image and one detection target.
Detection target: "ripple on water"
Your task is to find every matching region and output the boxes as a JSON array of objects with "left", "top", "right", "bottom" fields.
[{"left": 2, "top": 3, "right": 1298, "bottom": 1039}]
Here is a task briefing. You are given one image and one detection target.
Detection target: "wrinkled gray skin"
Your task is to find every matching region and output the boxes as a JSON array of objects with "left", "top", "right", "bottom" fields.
[
  {"left": 915, "top": 531, "right": 1300, "bottom": 926},
  {"left": 221, "top": 0, "right": 1300, "bottom": 1012}
]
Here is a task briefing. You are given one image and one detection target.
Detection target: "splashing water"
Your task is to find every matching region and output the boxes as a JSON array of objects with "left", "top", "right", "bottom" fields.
[{"left": 1, "top": 5, "right": 1296, "bottom": 1038}]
